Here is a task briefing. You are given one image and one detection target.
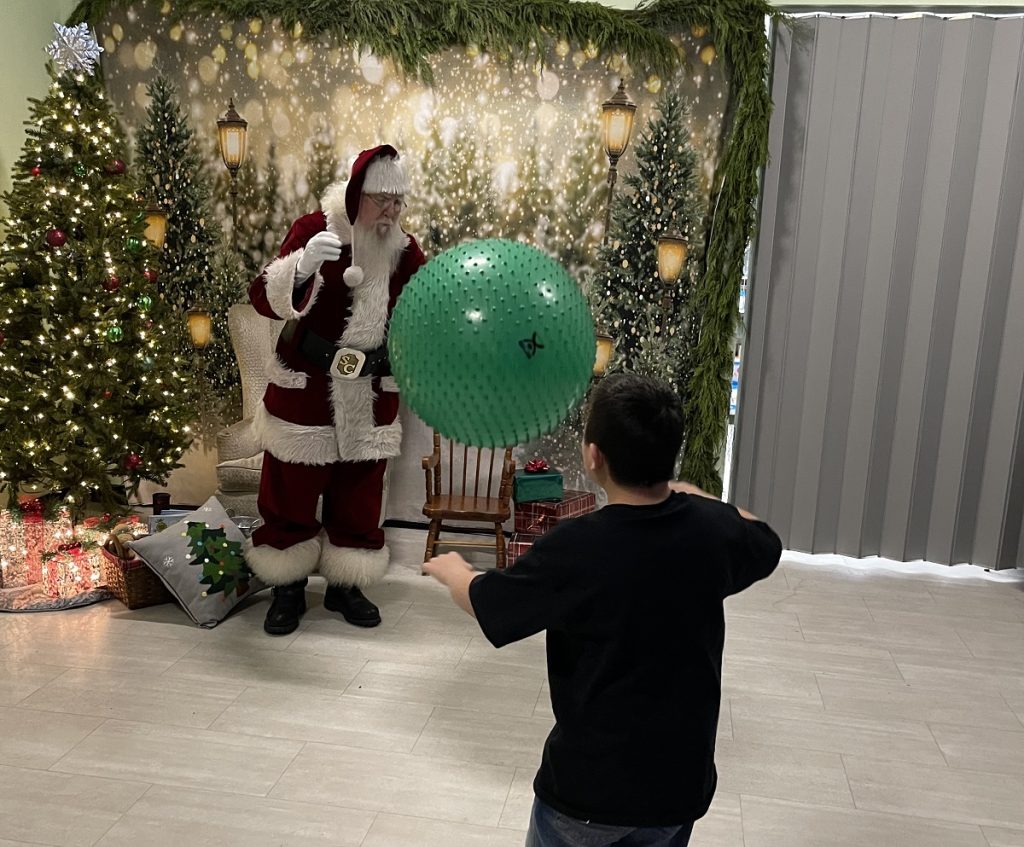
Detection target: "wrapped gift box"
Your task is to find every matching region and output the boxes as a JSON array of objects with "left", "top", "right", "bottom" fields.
[
  {"left": 508, "top": 532, "right": 541, "bottom": 564},
  {"left": 513, "top": 489, "right": 596, "bottom": 535},
  {"left": 513, "top": 468, "right": 564, "bottom": 503}
]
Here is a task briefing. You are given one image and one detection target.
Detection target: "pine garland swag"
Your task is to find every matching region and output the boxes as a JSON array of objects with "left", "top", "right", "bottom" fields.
[{"left": 70, "top": 0, "right": 779, "bottom": 493}]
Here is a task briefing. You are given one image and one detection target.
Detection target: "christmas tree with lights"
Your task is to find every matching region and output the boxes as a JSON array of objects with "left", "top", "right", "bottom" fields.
[
  {"left": 592, "top": 88, "right": 702, "bottom": 415},
  {"left": 136, "top": 72, "right": 241, "bottom": 436},
  {"left": 525, "top": 90, "right": 704, "bottom": 485},
  {"left": 0, "top": 63, "right": 194, "bottom": 517}
]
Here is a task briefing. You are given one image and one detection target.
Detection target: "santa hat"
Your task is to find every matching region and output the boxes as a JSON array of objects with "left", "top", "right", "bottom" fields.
[{"left": 343, "top": 145, "right": 409, "bottom": 287}]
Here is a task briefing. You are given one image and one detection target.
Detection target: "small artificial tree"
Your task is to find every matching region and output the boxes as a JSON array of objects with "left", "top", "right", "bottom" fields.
[
  {"left": 0, "top": 65, "right": 194, "bottom": 516},
  {"left": 135, "top": 72, "right": 241, "bottom": 436},
  {"left": 306, "top": 124, "right": 341, "bottom": 203}
]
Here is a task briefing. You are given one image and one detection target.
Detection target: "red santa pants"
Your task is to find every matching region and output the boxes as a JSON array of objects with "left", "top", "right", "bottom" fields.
[{"left": 252, "top": 452, "right": 387, "bottom": 552}]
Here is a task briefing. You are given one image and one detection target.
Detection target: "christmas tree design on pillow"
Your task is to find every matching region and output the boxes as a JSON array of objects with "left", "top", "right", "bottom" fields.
[{"left": 184, "top": 521, "right": 252, "bottom": 599}]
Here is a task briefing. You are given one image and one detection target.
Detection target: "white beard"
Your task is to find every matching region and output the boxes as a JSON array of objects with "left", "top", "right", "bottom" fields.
[
  {"left": 341, "top": 220, "right": 408, "bottom": 350},
  {"left": 352, "top": 219, "right": 407, "bottom": 282}
]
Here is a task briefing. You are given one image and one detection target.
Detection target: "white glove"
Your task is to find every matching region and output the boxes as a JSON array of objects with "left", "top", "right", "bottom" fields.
[{"left": 295, "top": 231, "right": 342, "bottom": 281}]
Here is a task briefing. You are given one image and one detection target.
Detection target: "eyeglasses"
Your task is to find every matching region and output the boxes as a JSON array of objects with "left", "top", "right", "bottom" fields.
[{"left": 365, "top": 193, "right": 407, "bottom": 210}]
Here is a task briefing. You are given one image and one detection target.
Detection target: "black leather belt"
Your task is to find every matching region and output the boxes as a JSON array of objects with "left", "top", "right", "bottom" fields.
[{"left": 282, "top": 320, "right": 391, "bottom": 379}]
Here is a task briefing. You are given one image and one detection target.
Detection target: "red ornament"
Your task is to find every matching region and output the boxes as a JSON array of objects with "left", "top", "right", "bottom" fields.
[
  {"left": 525, "top": 458, "right": 551, "bottom": 473},
  {"left": 102, "top": 389, "right": 112, "bottom": 399},
  {"left": 123, "top": 452, "right": 142, "bottom": 471},
  {"left": 144, "top": 319, "right": 154, "bottom": 329},
  {"left": 45, "top": 228, "right": 67, "bottom": 248},
  {"left": 0, "top": 331, "right": 5, "bottom": 347},
  {"left": 30, "top": 166, "right": 41, "bottom": 177},
  {"left": 143, "top": 268, "right": 159, "bottom": 284},
  {"left": 105, "top": 159, "right": 126, "bottom": 175},
  {"left": 104, "top": 275, "right": 121, "bottom": 292}
]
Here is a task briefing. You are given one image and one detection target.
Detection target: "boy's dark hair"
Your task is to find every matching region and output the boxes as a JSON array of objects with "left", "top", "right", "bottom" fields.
[{"left": 583, "top": 372, "right": 683, "bottom": 487}]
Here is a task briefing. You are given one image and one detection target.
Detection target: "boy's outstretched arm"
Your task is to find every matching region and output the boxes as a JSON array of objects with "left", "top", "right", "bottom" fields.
[{"left": 423, "top": 552, "right": 481, "bottom": 617}]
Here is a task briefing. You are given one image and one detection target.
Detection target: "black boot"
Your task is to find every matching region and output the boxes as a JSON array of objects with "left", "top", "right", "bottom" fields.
[
  {"left": 324, "top": 584, "right": 381, "bottom": 628},
  {"left": 264, "top": 578, "right": 308, "bottom": 635}
]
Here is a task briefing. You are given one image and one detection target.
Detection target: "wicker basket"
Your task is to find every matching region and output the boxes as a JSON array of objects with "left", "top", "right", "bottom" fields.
[{"left": 100, "top": 524, "right": 173, "bottom": 610}]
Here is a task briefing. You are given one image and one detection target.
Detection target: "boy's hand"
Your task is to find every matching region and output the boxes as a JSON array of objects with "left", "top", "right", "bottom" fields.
[
  {"left": 423, "top": 552, "right": 474, "bottom": 587},
  {"left": 669, "top": 480, "right": 710, "bottom": 498},
  {"left": 423, "top": 552, "right": 480, "bottom": 618},
  {"left": 670, "top": 480, "right": 761, "bottom": 522}
]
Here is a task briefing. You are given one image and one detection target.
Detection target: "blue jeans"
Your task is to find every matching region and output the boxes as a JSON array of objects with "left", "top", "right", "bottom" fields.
[{"left": 525, "top": 798, "right": 694, "bottom": 847}]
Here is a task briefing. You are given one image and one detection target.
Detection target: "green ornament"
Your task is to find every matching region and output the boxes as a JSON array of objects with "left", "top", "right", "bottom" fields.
[
  {"left": 126, "top": 235, "right": 143, "bottom": 253},
  {"left": 137, "top": 294, "right": 153, "bottom": 311},
  {"left": 142, "top": 354, "right": 155, "bottom": 370},
  {"left": 389, "top": 238, "right": 594, "bottom": 447},
  {"left": 106, "top": 325, "right": 123, "bottom": 343},
  {"left": 74, "top": 162, "right": 86, "bottom": 177}
]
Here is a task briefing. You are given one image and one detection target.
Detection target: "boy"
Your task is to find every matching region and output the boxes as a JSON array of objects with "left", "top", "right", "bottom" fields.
[{"left": 424, "top": 373, "right": 782, "bottom": 847}]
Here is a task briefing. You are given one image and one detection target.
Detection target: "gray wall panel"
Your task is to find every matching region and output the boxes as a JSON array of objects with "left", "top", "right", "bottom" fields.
[
  {"left": 875, "top": 18, "right": 944, "bottom": 560},
  {"left": 836, "top": 16, "right": 909, "bottom": 556},
  {"left": 909, "top": 19, "right": 990, "bottom": 562},
  {"left": 971, "top": 22, "right": 1024, "bottom": 566},
  {"left": 736, "top": 13, "right": 1024, "bottom": 568},
  {"left": 795, "top": 19, "right": 869, "bottom": 552}
]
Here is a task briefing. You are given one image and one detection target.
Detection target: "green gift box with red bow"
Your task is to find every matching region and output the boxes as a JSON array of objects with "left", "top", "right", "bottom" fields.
[{"left": 513, "top": 458, "right": 564, "bottom": 503}]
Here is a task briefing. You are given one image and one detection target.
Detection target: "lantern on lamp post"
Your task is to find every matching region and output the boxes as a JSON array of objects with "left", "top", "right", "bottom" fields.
[
  {"left": 600, "top": 79, "right": 637, "bottom": 240},
  {"left": 216, "top": 98, "right": 248, "bottom": 244},
  {"left": 186, "top": 308, "right": 213, "bottom": 349},
  {"left": 656, "top": 233, "right": 688, "bottom": 310},
  {"left": 593, "top": 329, "right": 615, "bottom": 378},
  {"left": 142, "top": 198, "right": 168, "bottom": 250}
]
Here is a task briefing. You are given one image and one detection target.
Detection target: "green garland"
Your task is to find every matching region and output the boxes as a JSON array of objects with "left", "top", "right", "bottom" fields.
[
  {"left": 69, "top": 0, "right": 778, "bottom": 494},
  {"left": 637, "top": 1, "right": 778, "bottom": 494}
]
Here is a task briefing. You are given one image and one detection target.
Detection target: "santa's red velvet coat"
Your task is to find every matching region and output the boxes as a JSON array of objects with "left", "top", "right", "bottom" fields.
[{"left": 244, "top": 181, "right": 426, "bottom": 588}]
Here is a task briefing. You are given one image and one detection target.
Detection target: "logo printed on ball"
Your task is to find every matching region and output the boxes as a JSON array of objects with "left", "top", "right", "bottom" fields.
[{"left": 518, "top": 332, "right": 544, "bottom": 359}]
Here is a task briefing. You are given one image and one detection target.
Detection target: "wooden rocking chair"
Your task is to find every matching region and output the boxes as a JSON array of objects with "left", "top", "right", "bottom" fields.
[{"left": 421, "top": 431, "right": 516, "bottom": 571}]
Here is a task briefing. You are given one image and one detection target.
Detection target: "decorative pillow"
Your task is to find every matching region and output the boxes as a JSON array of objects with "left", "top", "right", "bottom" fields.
[{"left": 128, "top": 496, "right": 265, "bottom": 627}]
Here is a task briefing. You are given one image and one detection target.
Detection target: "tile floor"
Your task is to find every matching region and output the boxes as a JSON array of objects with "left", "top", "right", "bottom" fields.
[{"left": 0, "top": 528, "right": 1022, "bottom": 846}]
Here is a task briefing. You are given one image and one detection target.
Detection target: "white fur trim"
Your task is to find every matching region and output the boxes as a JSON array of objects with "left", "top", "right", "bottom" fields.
[
  {"left": 262, "top": 251, "right": 324, "bottom": 320},
  {"left": 328, "top": 378, "right": 403, "bottom": 461},
  {"left": 253, "top": 404, "right": 339, "bottom": 465},
  {"left": 265, "top": 354, "right": 308, "bottom": 390},
  {"left": 318, "top": 540, "right": 390, "bottom": 588},
  {"left": 341, "top": 273, "right": 390, "bottom": 350},
  {"left": 380, "top": 376, "right": 398, "bottom": 392},
  {"left": 244, "top": 535, "right": 321, "bottom": 586},
  {"left": 321, "top": 182, "right": 352, "bottom": 243},
  {"left": 343, "top": 266, "right": 364, "bottom": 288},
  {"left": 362, "top": 156, "right": 409, "bottom": 195}
]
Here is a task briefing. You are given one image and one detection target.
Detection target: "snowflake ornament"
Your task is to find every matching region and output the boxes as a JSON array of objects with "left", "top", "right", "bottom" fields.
[
  {"left": 161, "top": 555, "right": 176, "bottom": 570},
  {"left": 45, "top": 22, "right": 103, "bottom": 75}
]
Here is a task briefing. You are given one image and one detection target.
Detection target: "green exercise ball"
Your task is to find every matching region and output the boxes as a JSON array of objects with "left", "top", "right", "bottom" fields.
[{"left": 389, "top": 238, "right": 595, "bottom": 447}]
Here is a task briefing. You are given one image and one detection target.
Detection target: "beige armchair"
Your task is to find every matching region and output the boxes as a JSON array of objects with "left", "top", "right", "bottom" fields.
[{"left": 215, "top": 303, "right": 282, "bottom": 516}]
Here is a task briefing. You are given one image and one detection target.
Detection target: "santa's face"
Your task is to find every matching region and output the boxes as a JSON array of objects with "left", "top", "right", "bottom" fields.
[{"left": 358, "top": 192, "right": 405, "bottom": 238}]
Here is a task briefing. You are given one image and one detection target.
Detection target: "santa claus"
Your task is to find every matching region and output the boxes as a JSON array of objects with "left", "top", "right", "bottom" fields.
[{"left": 245, "top": 145, "right": 426, "bottom": 635}]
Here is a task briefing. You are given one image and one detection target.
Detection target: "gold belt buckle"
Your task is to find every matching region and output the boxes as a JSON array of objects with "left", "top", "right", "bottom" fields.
[{"left": 329, "top": 347, "right": 366, "bottom": 380}]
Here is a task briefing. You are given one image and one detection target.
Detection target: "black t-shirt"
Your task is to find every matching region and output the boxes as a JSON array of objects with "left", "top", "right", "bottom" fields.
[{"left": 469, "top": 492, "right": 782, "bottom": 827}]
